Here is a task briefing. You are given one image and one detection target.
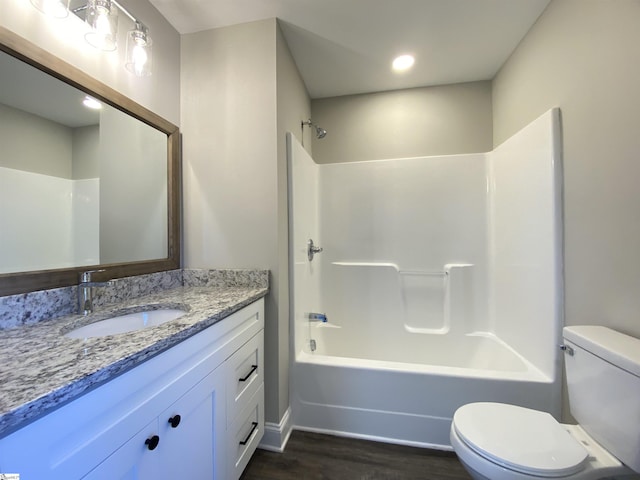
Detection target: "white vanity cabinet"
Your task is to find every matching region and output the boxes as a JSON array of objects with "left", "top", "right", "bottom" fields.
[{"left": 0, "top": 298, "right": 264, "bottom": 480}]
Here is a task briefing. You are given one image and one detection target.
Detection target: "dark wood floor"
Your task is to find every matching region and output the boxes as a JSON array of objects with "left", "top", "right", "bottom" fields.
[{"left": 240, "top": 431, "right": 472, "bottom": 480}]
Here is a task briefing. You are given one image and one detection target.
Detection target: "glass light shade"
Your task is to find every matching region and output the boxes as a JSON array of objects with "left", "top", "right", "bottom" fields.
[
  {"left": 30, "top": 0, "right": 70, "bottom": 18},
  {"left": 84, "top": 0, "right": 118, "bottom": 51},
  {"left": 125, "top": 23, "right": 152, "bottom": 77}
]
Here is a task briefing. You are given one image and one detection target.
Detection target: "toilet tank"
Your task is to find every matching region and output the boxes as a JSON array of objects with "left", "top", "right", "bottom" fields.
[{"left": 563, "top": 326, "right": 640, "bottom": 473}]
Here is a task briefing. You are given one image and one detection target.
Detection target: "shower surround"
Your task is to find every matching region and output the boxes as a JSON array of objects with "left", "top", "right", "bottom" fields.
[{"left": 288, "top": 108, "right": 563, "bottom": 448}]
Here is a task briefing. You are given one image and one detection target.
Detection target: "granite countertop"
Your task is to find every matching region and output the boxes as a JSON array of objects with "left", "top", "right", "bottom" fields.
[{"left": 0, "top": 281, "right": 268, "bottom": 438}]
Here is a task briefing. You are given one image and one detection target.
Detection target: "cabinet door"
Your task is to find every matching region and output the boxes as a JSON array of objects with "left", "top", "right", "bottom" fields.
[
  {"left": 83, "top": 369, "right": 226, "bottom": 480},
  {"left": 159, "top": 366, "right": 226, "bottom": 480},
  {"left": 81, "top": 419, "right": 162, "bottom": 480}
]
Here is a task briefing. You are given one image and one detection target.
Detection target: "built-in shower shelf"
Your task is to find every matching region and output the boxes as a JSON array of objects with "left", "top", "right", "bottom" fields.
[
  {"left": 332, "top": 262, "right": 448, "bottom": 276},
  {"left": 331, "top": 261, "right": 473, "bottom": 278},
  {"left": 398, "top": 270, "right": 448, "bottom": 276},
  {"left": 332, "top": 261, "right": 398, "bottom": 268}
]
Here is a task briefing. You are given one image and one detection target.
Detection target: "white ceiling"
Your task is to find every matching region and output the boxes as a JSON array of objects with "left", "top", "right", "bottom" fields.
[{"left": 149, "top": 0, "right": 551, "bottom": 99}]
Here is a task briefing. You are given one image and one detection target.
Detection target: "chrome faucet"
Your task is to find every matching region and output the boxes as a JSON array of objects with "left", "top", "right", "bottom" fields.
[{"left": 78, "top": 269, "right": 113, "bottom": 315}]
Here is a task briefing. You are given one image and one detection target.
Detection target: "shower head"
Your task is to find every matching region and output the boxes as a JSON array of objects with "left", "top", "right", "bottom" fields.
[
  {"left": 315, "top": 126, "right": 327, "bottom": 139},
  {"left": 302, "top": 119, "right": 328, "bottom": 139}
]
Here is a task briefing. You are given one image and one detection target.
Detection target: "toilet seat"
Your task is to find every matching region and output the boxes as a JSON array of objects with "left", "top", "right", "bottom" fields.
[{"left": 453, "top": 403, "right": 589, "bottom": 477}]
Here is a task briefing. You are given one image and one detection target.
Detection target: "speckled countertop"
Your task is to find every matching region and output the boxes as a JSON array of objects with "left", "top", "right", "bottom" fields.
[{"left": 0, "top": 269, "right": 268, "bottom": 438}]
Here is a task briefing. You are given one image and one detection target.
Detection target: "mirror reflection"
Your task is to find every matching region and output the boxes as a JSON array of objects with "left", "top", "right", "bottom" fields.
[{"left": 0, "top": 50, "right": 168, "bottom": 275}]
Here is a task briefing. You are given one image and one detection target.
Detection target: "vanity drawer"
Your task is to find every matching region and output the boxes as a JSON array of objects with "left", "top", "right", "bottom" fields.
[
  {"left": 228, "top": 384, "right": 264, "bottom": 480},
  {"left": 226, "top": 330, "right": 263, "bottom": 426}
]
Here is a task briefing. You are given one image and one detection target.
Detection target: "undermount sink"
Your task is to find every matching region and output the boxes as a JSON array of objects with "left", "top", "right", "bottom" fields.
[{"left": 65, "top": 308, "right": 187, "bottom": 339}]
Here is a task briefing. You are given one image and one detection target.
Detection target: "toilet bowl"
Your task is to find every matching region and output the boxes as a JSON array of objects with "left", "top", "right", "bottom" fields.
[
  {"left": 450, "top": 326, "right": 640, "bottom": 480},
  {"left": 450, "top": 403, "right": 631, "bottom": 480}
]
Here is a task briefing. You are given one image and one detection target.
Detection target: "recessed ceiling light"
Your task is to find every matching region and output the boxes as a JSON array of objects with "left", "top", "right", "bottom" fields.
[
  {"left": 82, "top": 95, "right": 102, "bottom": 110},
  {"left": 392, "top": 54, "right": 415, "bottom": 72}
]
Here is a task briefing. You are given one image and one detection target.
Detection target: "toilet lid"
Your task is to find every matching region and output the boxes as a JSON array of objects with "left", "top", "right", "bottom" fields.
[{"left": 453, "top": 403, "right": 589, "bottom": 477}]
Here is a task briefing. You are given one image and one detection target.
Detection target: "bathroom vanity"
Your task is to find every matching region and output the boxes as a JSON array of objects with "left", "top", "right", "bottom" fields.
[{"left": 0, "top": 270, "right": 268, "bottom": 480}]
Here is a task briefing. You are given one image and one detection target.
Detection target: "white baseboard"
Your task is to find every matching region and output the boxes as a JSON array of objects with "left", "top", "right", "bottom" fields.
[{"left": 258, "top": 407, "right": 293, "bottom": 453}]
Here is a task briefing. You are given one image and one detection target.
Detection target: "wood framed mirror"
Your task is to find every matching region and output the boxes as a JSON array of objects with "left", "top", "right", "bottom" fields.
[{"left": 0, "top": 26, "right": 180, "bottom": 296}]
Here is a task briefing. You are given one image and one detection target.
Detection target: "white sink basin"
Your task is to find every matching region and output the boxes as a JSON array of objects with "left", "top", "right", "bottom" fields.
[{"left": 65, "top": 309, "right": 187, "bottom": 339}]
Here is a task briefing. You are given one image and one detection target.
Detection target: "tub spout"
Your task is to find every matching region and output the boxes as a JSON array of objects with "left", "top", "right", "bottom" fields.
[{"left": 308, "top": 312, "right": 327, "bottom": 323}]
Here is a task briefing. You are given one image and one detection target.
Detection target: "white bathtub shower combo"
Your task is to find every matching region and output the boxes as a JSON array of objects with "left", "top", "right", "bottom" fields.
[{"left": 288, "top": 109, "right": 563, "bottom": 448}]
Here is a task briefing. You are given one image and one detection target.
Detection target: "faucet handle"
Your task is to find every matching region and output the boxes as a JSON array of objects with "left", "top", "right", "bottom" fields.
[
  {"left": 307, "top": 239, "right": 323, "bottom": 261},
  {"left": 80, "top": 269, "right": 106, "bottom": 282}
]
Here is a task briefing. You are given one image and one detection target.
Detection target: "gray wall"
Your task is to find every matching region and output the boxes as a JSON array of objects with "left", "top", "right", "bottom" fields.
[
  {"left": 99, "top": 107, "right": 168, "bottom": 264},
  {"left": 493, "top": 0, "right": 640, "bottom": 339},
  {"left": 182, "top": 18, "right": 299, "bottom": 426},
  {"left": 0, "top": 103, "right": 72, "bottom": 178},
  {"left": 310, "top": 81, "right": 493, "bottom": 163},
  {"left": 182, "top": 18, "right": 311, "bottom": 426},
  {"left": 0, "top": 105, "right": 99, "bottom": 180},
  {"left": 72, "top": 125, "right": 100, "bottom": 180}
]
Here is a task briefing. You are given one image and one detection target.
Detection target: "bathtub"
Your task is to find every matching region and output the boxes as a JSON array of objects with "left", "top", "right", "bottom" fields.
[{"left": 291, "top": 325, "right": 559, "bottom": 449}]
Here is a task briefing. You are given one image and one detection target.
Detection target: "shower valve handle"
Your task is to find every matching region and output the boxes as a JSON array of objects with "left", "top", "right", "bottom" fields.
[{"left": 307, "top": 239, "right": 323, "bottom": 261}]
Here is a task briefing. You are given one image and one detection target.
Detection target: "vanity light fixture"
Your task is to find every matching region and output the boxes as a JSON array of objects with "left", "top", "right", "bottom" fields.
[
  {"left": 392, "top": 54, "right": 415, "bottom": 72},
  {"left": 30, "top": 0, "right": 153, "bottom": 77},
  {"left": 30, "top": 0, "right": 70, "bottom": 18},
  {"left": 82, "top": 95, "right": 102, "bottom": 109}
]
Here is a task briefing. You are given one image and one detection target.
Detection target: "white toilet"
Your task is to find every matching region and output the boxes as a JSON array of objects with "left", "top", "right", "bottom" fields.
[{"left": 450, "top": 326, "right": 640, "bottom": 480}]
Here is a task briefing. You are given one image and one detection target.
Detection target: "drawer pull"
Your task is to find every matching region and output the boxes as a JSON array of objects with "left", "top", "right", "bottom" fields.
[
  {"left": 145, "top": 435, "right": 160, "bottom": 451},
  {"left": 239, "top": 422, "right": 259, "bottom": 446},
  {"left": 239, "top": 365, "right": 258, "bottom": 382},
  {"left": 168, "top": 415, "right": 181, "bottom": 428}
]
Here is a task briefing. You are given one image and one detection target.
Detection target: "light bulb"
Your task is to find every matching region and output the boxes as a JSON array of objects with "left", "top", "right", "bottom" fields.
[
  {"left": 92, "top": 13, "right": 113, "bottom": 49},
  {"left": 126, "top": 23, "right": 152, "bottom": 76},
  {"left": 132, "top": 44, "right": 148, "bottom": 76}
]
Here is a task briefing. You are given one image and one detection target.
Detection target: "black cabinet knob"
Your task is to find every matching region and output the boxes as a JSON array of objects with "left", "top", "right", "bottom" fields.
[
  {"left": 168, "top": 414, "right": 181, "bottom": 428},
  {"left": 145, "top": 435, "right": 160, "bottom": 450}
]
